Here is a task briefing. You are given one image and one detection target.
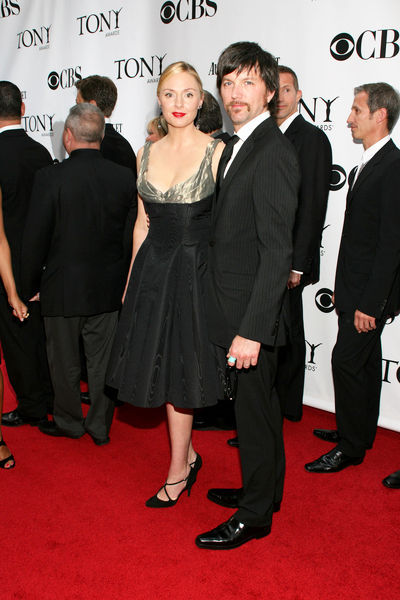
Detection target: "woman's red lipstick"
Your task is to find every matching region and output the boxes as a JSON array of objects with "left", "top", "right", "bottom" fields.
[{"left": 172, "top": 112, "right": 186, "bottom": 117}]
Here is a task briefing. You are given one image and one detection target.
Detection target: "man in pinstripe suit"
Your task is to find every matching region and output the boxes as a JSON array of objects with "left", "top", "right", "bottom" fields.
[{"left": 196, "top": 42, "right": 299, "bottom": 550}]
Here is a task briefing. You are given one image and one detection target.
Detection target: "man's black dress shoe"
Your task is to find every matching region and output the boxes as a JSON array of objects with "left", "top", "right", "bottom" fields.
[
  {"left": 207, "top": 487, "right": 243, "bottom": 508},
  {"left": 1, "top": 409, "right": 46, "bottom": 427},
  {"left": 382, "top": 469, "right": 400, "bottom": 489},
  {"left": 313, "top": 428, "right": 340, "bottom": 443},
  {"left": 38, "top": 420, "right": 83, "bottom": 439},
  {"left": 195, "top": 515, "right": 271, "bottom": 550},
  {"left": 305, "top": 446, "right": 363, "bottom": 473},
  {"left": 227, "top": 436, "right": 239, "bottom": 447},
  {"left": 207, "top": 487, "right": 281, "bottom": 512},
  {"left": 89, "top": 434, "right": 110, "bottom": 446},
  {"left": 284, "top": 414, "right": 302, "bottom": 422}
]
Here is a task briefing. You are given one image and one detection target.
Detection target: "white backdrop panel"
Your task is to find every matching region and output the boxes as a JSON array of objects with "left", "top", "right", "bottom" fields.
[{"left": 1, "top": 0, "right": 399, "bottom": 430}]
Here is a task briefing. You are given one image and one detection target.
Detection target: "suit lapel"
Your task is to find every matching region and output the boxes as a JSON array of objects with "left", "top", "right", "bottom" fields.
[
  {"left": 348, "top": 140, "right": 394, "bottom": 201},
  {"left": 214, "top": 137, "right": 254, "bottom": 222},
  {"left": 215, "top": 118, "right": 275, "bottom": 220},
  {"left": 284, "top": 114, "right": 302, "bottom": 144}
]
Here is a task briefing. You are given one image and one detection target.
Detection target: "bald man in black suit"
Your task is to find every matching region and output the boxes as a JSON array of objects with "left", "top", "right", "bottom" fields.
[{"left": 21, "top": 103, "right": 136, "bottom": 445}]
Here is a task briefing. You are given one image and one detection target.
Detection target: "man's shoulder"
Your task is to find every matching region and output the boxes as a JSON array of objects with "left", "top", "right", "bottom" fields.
[
  {"left": 101, "top": 126, "right": 136, "bottom": 171},
  {"left": 385, "top": 139, "right": 400, "bottom": 157},
  {"left": 62, "top": 150, "right": 134, "bottom": 182},
  {"left": 103, "top": 125, "right": 135, "bottom": 151},
  {"left": 373, "top": 139, "right": 400, "bottom": 171},
  {"left": 0, "top": 131, "right": 52, "bottom": 176},
  {"left": 288, "top": 115, "right": 330, "bottom": 143},
  {"left": 253, "top": 118, "right": 297, "bottom": 157},
  {"left": 0, "top": 129, "right": 50, "bottom": 153}
]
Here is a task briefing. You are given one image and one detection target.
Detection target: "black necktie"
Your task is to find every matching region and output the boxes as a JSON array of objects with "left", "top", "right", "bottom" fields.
[{"left": 216, "top": 134, "right": 239, "bottom": 195}]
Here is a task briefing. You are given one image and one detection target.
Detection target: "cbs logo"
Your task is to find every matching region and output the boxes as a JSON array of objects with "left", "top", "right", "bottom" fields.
[
  {"left": 47, "top": 67, "right": 81, "bottom": 90},
  {"left": 160, "top": 0, "right": 217, "bottom": 24},
  {"left": 315, "top": 288, "right": 335, "bottom": 313},
  {"left": 330, "top": 30, "right": 400, "bottom": 61}
]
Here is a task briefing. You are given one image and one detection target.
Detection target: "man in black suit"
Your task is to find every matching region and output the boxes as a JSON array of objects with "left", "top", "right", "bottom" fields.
[
  {"left": 21, "top": 103, "right": 136, "bottom": 445},
  {"left": 196, "top": 42, "right": 299, "bottom": 550},
  {"left": 274, "top": 66, "right": 332, "bottom": 422},
  {"left": 76, "top": 75, "right": 137, "bottom": 404},
  {"left": 75, "top": 75, "right": 136, "bottom": 176},
  {"left": 0, "top": 81, "right": 54, "bottom": 427},
  {"left": 306, "top": 82, "right": 400, "bottom": 473}
]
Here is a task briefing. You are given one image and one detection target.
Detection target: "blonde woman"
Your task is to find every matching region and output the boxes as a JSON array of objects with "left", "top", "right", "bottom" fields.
[{"left": 107, "top": 62, "right": 224, "bottom": 505}]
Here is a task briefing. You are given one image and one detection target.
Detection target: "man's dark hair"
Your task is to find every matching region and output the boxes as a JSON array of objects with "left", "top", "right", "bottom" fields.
[
  {"left": 75, "top": 75, "right": 117, "bottom": 117},
  {"left": 354, "top": 82, "right": 400, "bottom": 132},
  {"left": 197, "top": 90, "right": 223, "bottom": 134},
  {"left": 0, "top": 81, "right": 22, "bottom": 119},
  {"left": 278, "top": 65, "right": 299, "bottom": 92},
  {"left": 217, "top": 42, "right": 278, "bottom": 112}
]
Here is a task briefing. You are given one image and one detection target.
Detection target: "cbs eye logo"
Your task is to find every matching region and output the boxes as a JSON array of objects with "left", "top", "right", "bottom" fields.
[
  {"left": 160, "top": 1, "right": 175, "bottom": 23},
  {"left": 330, "top": 164, "right": 347, "bottom": 191},
  {"left": 160, "top": 0, "right": 217, "bottom": 24},
  {"left": 330, "top": 29, "right": 400, "bottom": 61},
  {"left": 315, "top": 288, "right": 335, "bottom": 313},
  {"left": 47, "top": 67, "right": 81, "bottom": 90},
  {"left": 330, "top": 33, "right": 355, "bottom": 61}
]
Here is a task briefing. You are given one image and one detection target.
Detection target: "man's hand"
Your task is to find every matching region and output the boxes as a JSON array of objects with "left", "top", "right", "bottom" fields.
[
  {"left": 227, "top": 335, "right": 261, "bottom": 369},
  {"left": 287, "top": 271, "right": 301, "bottom": 289},
  {"left": 354, "top": 309, "right": 376, "bottom": 333},
  {"left": 8, "top": 294, "right": 29, "bottom": 322},
  {"left": 29, "top": 293, "right": 40, "bottom": 302}
]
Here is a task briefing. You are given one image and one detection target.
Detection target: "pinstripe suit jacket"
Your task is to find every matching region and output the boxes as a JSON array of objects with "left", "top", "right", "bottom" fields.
[{"left": 206, "top": 116, "right": 300, "bottom": 348}]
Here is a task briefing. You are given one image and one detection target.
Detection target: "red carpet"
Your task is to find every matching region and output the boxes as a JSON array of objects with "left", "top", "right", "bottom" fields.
[{"left": 1, "top": 365, "right": 399, "bottom": 600}]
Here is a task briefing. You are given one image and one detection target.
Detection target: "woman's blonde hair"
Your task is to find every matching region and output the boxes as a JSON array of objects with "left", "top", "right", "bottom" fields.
[
  {"left": 147, "top": 116, "right": 168, "bottom": 137},
  {"left": 157, "top": 61, "right": 203, "bottom": 96}
]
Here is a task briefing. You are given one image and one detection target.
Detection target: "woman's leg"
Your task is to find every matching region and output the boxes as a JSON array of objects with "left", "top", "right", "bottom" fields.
[
  {"left": 156, "top": 403, "right": 197, "bottom": 501},
  {"left": 0, "top": 370, "right": 15, "bottom": 468}
]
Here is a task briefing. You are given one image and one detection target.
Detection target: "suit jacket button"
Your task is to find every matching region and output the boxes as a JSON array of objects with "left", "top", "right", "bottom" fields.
[{"left": 209, "top": 240, "right": 215, "bottom": 247}]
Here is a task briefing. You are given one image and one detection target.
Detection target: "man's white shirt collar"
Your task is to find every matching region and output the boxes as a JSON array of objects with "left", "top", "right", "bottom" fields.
[
  {"left": 361, "top": 135, "right": 391, "bottom": 165},
  {"left": 279, "top": 111, "right": 299, "bottom": 134},
  {"left": 224, "top": 111, "right": 270, "bottom": 177},
  {"left": 235, "top": 110, "right": 270, "bottom": 142},
  {"left": 0, "top": 124, "right": 23, "bottom": 134},
  {"left": 352, "top": 135, "right": 391, "bottom": 187}
]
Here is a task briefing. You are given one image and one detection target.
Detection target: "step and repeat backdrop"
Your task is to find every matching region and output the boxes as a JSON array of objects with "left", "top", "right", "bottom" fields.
[{"left": 1, "top": 0, "right": 400, "bottom": 430}]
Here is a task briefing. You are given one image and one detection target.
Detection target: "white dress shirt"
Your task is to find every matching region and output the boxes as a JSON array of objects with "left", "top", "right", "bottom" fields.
[
  {"left": 352, "top": 134, "right": 391, "bottom": 186},
  {"left": 279, "top": 111, "right": 299, "bottom": 134},
  {"left": 224, "top": 111, "right": 270, "bottom": 177}
]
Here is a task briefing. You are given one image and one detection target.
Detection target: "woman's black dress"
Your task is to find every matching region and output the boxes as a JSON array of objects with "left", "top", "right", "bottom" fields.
[{"left": 107, "top": 139, "right": 222, "bottom": 408}]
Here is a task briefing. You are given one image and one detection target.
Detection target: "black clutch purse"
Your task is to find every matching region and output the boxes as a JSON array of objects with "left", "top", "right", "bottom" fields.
[{"left": 223, "top": 363, "right": 238, "bottom": 402}]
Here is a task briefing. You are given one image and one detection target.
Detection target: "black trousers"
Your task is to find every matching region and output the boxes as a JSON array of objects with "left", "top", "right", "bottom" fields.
[
  {"left": 44, "top": 312, "right": 118, "bottom": 439},
  {"left": 275, "top": 283, "right": 305, "bottom": 421},
  {"left": 234, "top": 345, "right": 285, "bottom": 527},
  {"left": 0, "top": 294, "right": 53, "bottom": 419},
  {"left": 332, "top": 312, "right": 386, "bottom": 458}
]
